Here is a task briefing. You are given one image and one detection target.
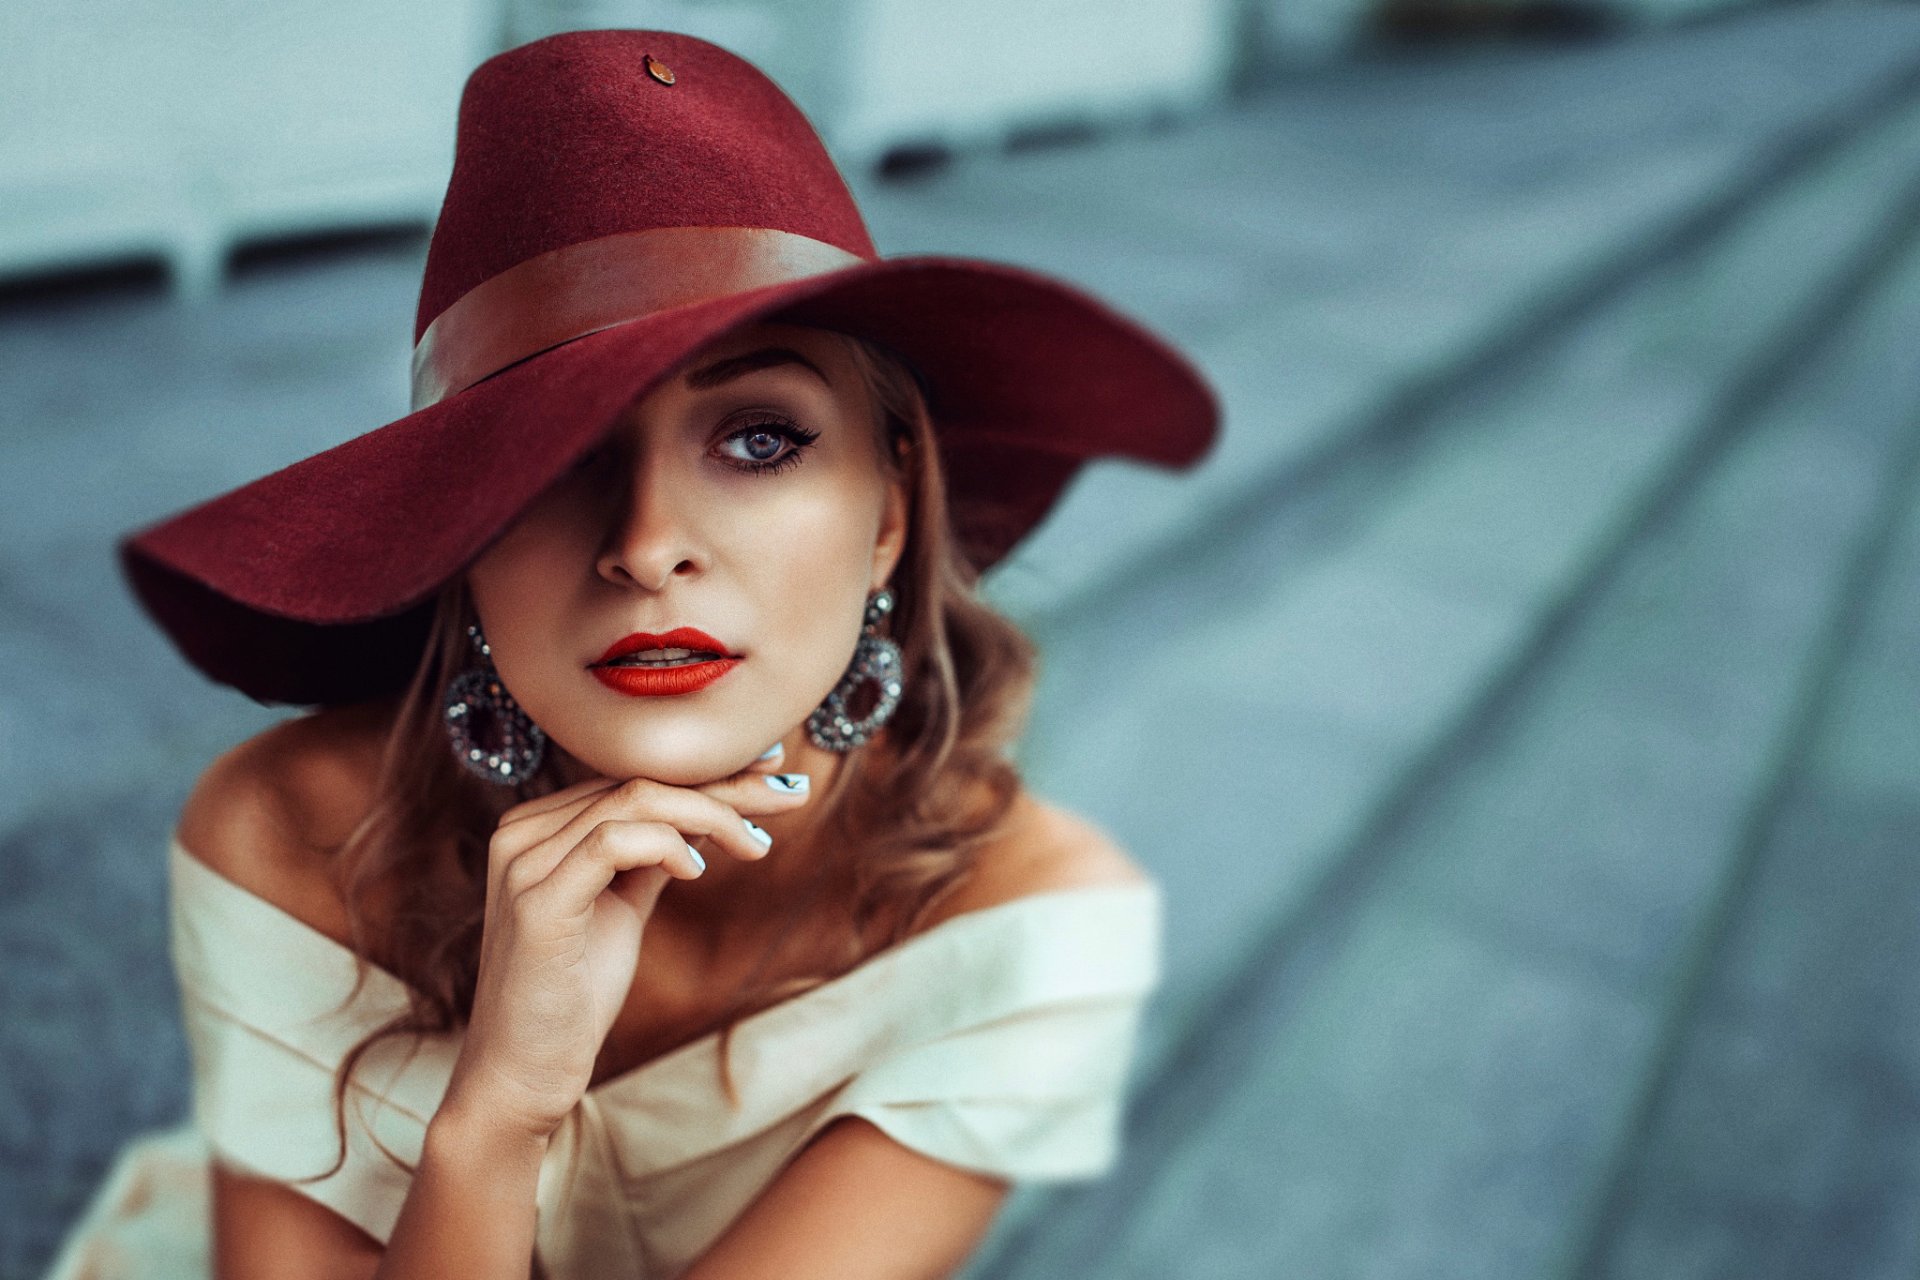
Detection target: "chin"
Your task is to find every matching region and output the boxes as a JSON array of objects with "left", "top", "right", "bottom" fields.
[{"left": 552, "top": 718, "right": 768, "bottom": 787}]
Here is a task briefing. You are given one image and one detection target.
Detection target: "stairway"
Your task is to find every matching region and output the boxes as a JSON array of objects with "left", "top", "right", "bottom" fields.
[
  {"left": 948, "top": 10, "right": 1920, "bottom": 1280},
  {"left": 1580, "top": 391, "right": 1920, "bottom": 1280},
  {"left": 12, "top": 7, "right": 1920, "bottom": 1279}
]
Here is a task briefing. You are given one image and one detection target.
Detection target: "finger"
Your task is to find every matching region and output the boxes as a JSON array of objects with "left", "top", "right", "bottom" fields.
[
  {"left": 499, "top": 775, "right": 622, "bottom": 827},
  {"left": 739, "top": 741, "right": 787, "bottom": 775},
  {"left": 490, "top": 778, "right": 625, "bottom": 901},
  {"left": 548, "top": 776, "right": 781, "bottom": 865},
  {"left": 525, "top": 819, "right": 703, "bottom": 920},
  {"left": 605, "top": 861, "right": 672, "bottom": 919},
  {"left": 697, "top": 771, "right": 813, "bottom": 820}
]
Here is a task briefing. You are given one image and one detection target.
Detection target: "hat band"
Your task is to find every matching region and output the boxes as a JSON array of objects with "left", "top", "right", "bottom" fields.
[{"left": 410, "top": 226, "right": 870, "bottom": 411}]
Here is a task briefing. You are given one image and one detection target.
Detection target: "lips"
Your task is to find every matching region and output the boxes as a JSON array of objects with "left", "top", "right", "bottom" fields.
[
  {"left": 589, "top": 625, "right": 742, "bottom": 698},
  {"left": 592, "top": 626, "right": 736, "bottom": 666}
]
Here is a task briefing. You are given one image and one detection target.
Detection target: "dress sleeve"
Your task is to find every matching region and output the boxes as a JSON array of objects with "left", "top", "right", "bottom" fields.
[
  {"left": 819, "top": 883, "right": 1162, "bottom": 1182},
  {"left": 168, "top": 836, "right": 454, "bottom": 1244}
]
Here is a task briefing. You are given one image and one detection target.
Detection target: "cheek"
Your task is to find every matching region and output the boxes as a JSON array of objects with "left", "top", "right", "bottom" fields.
[
  {"left": 470, "top": 549, "right": 551, "bottom": 638},
  {"left": 742, "top": 492, "right": 882, "bottom": 682},
  {"left": 466, "top": 517, "right": 582, "bottom": 662}
]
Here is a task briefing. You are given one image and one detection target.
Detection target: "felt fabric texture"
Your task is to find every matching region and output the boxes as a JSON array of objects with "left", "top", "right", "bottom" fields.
[
  {"left": 416, "top": 30, "right": 879, "bottom": 339},
  {"left": 115, "top": 29, "right": 1220, "bottom": 708}
]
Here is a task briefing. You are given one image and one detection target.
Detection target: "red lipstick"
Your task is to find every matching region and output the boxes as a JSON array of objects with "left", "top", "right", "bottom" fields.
[{"left": 589, "top": 627, "right": 741, "bottom": 698}]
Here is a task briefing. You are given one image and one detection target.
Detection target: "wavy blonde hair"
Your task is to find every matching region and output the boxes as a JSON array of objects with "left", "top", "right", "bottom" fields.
[{"left": 288, "top": 332, "right": 1041, "bottom": 1203}]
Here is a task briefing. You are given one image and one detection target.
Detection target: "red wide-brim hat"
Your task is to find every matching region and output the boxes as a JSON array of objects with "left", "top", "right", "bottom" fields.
[{"left": 117, "top": 29, "right": 1220, "bottom": 708}]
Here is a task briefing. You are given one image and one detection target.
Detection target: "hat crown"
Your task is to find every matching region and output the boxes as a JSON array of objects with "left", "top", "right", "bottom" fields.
[{"left": 415, "top": 29, "right": 877, "bottom": 342}]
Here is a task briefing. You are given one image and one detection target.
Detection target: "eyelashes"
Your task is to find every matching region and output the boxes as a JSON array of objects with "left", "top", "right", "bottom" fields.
[
  {"left": 719, "top": 417, "right": 821, "bottom": 475},
  {"left": 565, "top": 416, "right": 822, "bottom": 480}
]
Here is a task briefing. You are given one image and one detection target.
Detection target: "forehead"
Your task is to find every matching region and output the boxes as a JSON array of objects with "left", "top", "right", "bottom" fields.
[
  {"left": 674, "top": 320, "right": 858, "bottom": 384},
  {"left": 606, "top": 319, "right": 882, "bottom": 447}
]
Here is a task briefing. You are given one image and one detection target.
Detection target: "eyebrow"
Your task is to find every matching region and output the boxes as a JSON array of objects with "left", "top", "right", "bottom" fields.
[{"left": 682, "top": 346, "right": 831, "bottom": 391}]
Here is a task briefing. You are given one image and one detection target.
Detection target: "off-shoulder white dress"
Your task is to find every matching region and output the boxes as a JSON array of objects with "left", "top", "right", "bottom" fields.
[{"left": 45, "top": 833, "right": 1161, "bottom": 1280}]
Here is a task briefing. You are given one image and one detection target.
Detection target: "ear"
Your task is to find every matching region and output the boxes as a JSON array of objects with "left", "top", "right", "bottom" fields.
[{"left": 871, "top": 467, "right": 908, "bottom": 591}]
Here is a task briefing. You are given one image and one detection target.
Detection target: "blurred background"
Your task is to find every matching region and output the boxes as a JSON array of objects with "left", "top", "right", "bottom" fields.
[{"left": 6, "top": 0, "right": 1920, "bottom": 1276}]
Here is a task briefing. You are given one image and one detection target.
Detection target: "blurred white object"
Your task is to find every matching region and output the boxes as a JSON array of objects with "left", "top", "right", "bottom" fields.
[
  {"left": 1250, "top": 0, "right": 1378, "bottom": 63},
  {"left": 0, "top": 1, "right": 1238, "bottom": 295},
  {"left": 0, "top": 0, "right": 493, "bottom": 297},
  {"left": 515, "top": 0, "right": 1240, "bottom": 166}
]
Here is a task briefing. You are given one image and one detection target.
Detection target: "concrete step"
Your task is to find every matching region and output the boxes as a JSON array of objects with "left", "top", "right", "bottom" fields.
[
  {"left": 6, "top": 9, "right": 1920, "bottom": 846},
  {"left": 1576, "top": 351, "right": 1920, "bottom": 1277},
  {"left": 966, "top": 68, "right": 1920, "bottom": 1280},
  {"left": 986, "top": 153, "right": 1920, "bottom": 1280},
  {"left": 13, "top": 10, "right": 1920, "bottom": 1279},
  {"left": 1047, "top": 78, "right": 1920, "bottom": 1086},
  {"left": 860, "top": 5, "right": 1920, "bottom": 628}
]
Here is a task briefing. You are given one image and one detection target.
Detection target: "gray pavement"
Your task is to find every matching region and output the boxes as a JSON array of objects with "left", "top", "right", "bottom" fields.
[
  {"left": 1012, "top": 84, "right": 1920, "bottom": 1090},
  {"left": 8, "top": 7, "right": 1920, "bottom": 1279},
  {"left": 1025, "top": 192, "right": 1920, "bottom": 1280},
  {"left": 968, "top": 27, "right": 1920, "bottom": 1273},
  {"left": 1590, "top": 455, "right": 1920, "bottom": 1280}
]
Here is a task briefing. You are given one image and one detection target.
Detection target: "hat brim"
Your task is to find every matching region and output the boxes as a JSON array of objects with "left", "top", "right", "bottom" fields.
[{"left": 118, "top": 255, "right": 1219, "bottom": 707}]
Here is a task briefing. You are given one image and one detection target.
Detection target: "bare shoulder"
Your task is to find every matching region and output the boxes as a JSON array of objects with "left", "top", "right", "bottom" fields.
[
  {"left": 920, "top": 789, "right": 1153, "bottom": 930},
  {"left": 174, "top": 698, "right": 397, "bottom": 947}
]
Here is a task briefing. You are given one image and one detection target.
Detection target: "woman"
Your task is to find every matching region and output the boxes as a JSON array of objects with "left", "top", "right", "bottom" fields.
[{"left": 59, "top": 26, "right": 1217, "bottom": 1280}]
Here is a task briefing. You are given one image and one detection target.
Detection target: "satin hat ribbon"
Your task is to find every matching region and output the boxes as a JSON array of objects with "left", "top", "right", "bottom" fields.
[
  {"left": 411, "top": 226, "right": 867, "bottom": 411},
  {"left": 116, "top": 29, "right": 1220, "bottom": 708}
]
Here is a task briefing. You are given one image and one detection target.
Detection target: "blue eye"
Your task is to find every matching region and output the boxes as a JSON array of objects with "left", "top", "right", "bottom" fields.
[{"left": 721, "top": 418, "right": 820, "bottom": 475}]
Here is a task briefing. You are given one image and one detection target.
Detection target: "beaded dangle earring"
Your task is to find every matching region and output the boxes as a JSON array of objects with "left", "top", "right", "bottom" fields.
[
  {"left": 442, "top": 621, "right": 548, "bottom": 785},
  {"left": 806, "top": 587, "right": 904, "bottom": 752}
]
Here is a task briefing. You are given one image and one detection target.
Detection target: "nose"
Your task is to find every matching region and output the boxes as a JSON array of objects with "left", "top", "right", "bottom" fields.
[{"left": 594, "top": 442, "right": 705, "bottom": 591}]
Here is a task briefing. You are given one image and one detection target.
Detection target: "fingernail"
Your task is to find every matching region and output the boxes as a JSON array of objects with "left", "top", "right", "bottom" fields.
[
  {"left": 744, "top": 820, "right": 773, "bottom": 849},
  {"left": 757, "top": 742, "right": 784, "bottom": 761},
  {"left": 686, "top": 843, "right": 706, "bottom": 873},
  {"left": 766, "top": 773, "right": 810, "bottom": 795}
]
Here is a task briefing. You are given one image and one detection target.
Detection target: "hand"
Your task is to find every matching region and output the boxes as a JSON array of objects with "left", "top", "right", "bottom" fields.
[{"left": 438, "top": 745, "right": 811, "bottom": 1146}]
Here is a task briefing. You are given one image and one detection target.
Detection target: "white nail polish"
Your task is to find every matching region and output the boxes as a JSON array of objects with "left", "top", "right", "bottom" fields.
[
  {"left": 757, "top": 742, "right": 784, "bottom": 761},
  {"left": 766, "top": 773, "right": 809, "bottom": 794},
  {"left": 686, "top": 843, "right": 706, "bottom": 873},
  {"left": 744, "top": 820, "right": 773, "bottom": 849}
]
